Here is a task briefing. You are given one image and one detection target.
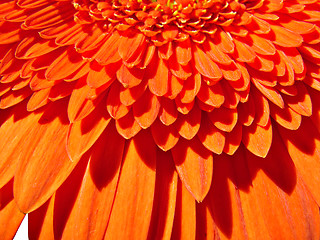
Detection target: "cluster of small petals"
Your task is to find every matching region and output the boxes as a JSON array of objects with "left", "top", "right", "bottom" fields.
[
  {"left": 0, "top": 0, "right": 319, "bottom": 159},
  {"left": 72, "top": 0, "right": 247, "bottom": 43}
]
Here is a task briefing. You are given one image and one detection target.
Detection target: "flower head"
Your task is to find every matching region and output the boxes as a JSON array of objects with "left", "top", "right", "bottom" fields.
[{"left": 0, "top": 0, "right": 320, "bottom": 239}]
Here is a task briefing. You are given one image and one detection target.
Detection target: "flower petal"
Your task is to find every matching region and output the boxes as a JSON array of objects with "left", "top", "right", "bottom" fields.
[
  {"left": 175, "top": 104, "right": 201, "bottom": 140},
  {"left": 68, "top": 76, "right": 105, "bottom": 122},
  {"left": 93, "top": 31, "right": 121, "bottom": 65},
  {"left": 270, "top": 25, "right": 303, "bottom": 47},
  {"left": 14, "top": 100, "right": 78, "bottom": 213},
  {"left": 116, "top": 64, "right": 144, "bottom": 88},
  {"left": 197, "top": 82, "right": 225, "bottom": 108},
  {"left": 175, "top": 38, "right": 192, "bottom": 65},
  {"left": 198, "top": 113, "right": 226, "bottom": 154},
  {"left": 270, "top": 103, "right": 301, "bottom": 130},
  {"left": 223, "top": 122, "right": 242, "bottom": 155},
  {"left": 0, "top": 180, "right": 25, "bottom": 240},
  {"left": 67, "top": 105, "right": 111, "bottom": 161},
  {"left": 0, "top": 104, "right": 41, "bottom": 189},
  {"left": 72, "top": 124, "right": 124, "bottom": 240},
  {"left": 151, "top": 119, "right": 179, "bottom": 151},
  {"left": 159, "top": 97, "right": 178, "bottom": 126},
  {"left": 193, "top": 45, "right": 222, "bottom": 80},
  {"left": 104, "top": 130, "right": 156, "bottom": 239},
  {"left": 242, "top": 119, "right": 272, "bottom": 158},
  {"left": 147, "top": 57, "right": 169, "bottom": 96},
  {"left": 133, "top": 89, "right": 160, "bottom": 129},
  {"left": 115, "top": 110, "right": 142, "bottom": 139},
  {"left": 148, "top": 150, "right": 178, "bottom": 240},
  {"left": 203, "top": 153, "right": 249, "bottom": 239},
  {"left": 106, "top": 82, "right": 130, "bottom": 119},
  {"left": 277, "top": 118, "right": 320, "bottom": 206},
  {"left": 172, "top": 137, "right": 213, "bottom": 202},
  {"left": 171, "top": 180, "right": 196, "bottom": 240},
  {"left": 45, "top": 47, "right": 86, "bottom": 81},
  {"left": 208, "top": 107, "right": 238, "bottom": 133},
  {"left": 28, "top": 196, "right": 55, "bottom": 240}
]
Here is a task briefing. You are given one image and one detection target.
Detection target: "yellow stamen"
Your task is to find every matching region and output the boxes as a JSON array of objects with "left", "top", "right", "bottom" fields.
[{"left": 155, "top": 4, "right": 161, "bottom": 11}]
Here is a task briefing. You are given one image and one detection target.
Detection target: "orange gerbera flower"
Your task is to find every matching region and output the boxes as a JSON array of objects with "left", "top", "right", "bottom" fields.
[{"left": 1, "top": 0, "right": 320, "bottom": 239}]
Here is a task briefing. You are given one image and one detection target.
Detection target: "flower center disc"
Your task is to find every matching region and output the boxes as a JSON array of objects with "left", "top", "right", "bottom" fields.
[{"left": 72, "top": 0, "right": 254, "bottom": 44}]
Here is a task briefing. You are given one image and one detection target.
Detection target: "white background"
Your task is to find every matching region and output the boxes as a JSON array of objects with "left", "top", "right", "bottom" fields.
[{"left": 14, "top": 214, "right": 28, "bottom": 240}]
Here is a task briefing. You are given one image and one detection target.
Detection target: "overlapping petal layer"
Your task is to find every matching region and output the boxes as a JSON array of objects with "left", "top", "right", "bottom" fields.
[{"left": 0, "top": 0, "right": 320, "bottom": 239}]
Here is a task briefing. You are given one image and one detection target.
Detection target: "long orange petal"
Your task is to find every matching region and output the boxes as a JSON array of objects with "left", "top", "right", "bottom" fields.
[
  {"left": 147, "top": 150, "right": 178, "bottom": 240},
  {"left": 14, "top": 100, "right": 79, "bottom": 213},
  {"left": 171, "top": 180, "right": 196, "bottom": 240},
  {"left": 240, "top": 136, "right": 320, "bottom": 239},
  {"left": 72, "top": 124, "right": 124, "bottom": 240},
  {"left": 205, "top": 153, "right": 249, "bottom": 240},
  {"left": 15, "top": 36, "right": 58, "bottom": 59},
  {"left": 27, "top": 88, "right": 50, "bottom": 111},
  {"left": 52, "top": 152, "right": 90, "bottom": 239},
  {"left": 0, "top": 104, "right": 41, "bottom": 189},
  {"left": 104, "top": 130, "right": 156, "bottom": 239},
  {"left": 118, "top": 33, "right": 146, "bottom": 64},
  {"left": 0, "top": 87, "right": 32, "bottom": 109},
  {"left": 0, "top": 180, "right": 25, "bottom": 240},
  {"left": 277, "top": 118, "right": 320, "bottom": 206},
  {"left": 24, "top": 3, "right": 73, "bottom": 29},
  {"left": 233, "top": 38, "right": 256, "bottom": 63},
  {"left": 228, "top": 147, "right": 272, "bottom": 240},
  {"left": 171, "top": 181, "right": 196, "bottom": 240},
  {"left": 196, "top": 201, "right": 220, "bottom": 240},
  {"left": 93, "top": 31, "right": 121, "bottom": 65}
]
